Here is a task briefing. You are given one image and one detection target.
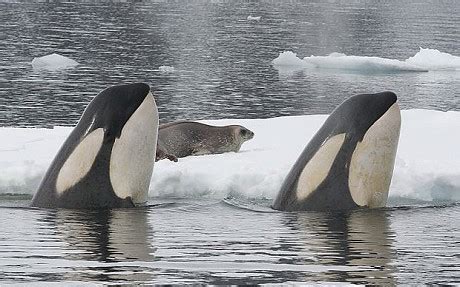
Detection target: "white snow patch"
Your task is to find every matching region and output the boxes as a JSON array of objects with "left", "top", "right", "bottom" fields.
[
  {"left": 1, "top": 111, "right": 460, "bottom": 203},
  {"left": 271, "top": 51, "right": 313, "bottom": 71},
  {"left": 405, "top": 48, "right": 460, "bottom": 71},
  {"left": 272, "top": 48, "right": 460, "bottom": 73},
  {"left": 303, "top": 53, "right": 427, "bottom": 72},
  {"left": 31, "top": 53, "right": 79, "bottom": 71}
]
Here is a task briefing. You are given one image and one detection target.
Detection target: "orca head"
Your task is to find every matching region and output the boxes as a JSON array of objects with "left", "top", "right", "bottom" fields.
[
  {"left": 325, "top": 91, "right": 399, "bottom": 142},
  {"left": 84, "top": 83, "right": 154, "bottom": 142},
  {"left": 309, "top": 91, "right": 401, "bottom": 208},
  {"left": 55, "top": 83, "right": 158, "bottom": 205}
]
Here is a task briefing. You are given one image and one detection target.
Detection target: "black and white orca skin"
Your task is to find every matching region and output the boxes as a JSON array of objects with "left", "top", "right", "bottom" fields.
[
  {"left": 31, "top": 83, "right": 158, "bottom": 209},
  {"left": 272, "top": 92, "right": 401, "bottom": 211}
]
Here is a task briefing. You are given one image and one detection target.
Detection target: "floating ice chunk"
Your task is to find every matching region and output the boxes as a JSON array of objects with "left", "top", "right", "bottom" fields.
[
  {"left": 2, "top": 110, "right": 460, "bottom": 205},
  {"left": 272, "top": 51, "right": 308, "bottom": 67},
  {"left": 405, "top": 48, "right": 460, "bottom": 71},
  {"left": 31, "top": 53, "right": 79, "bottom": 71},
  {"left": 273, "top": 48, "right": 460, "bottom": 73},
  {"left": 272, "top": 50, "right": 427, "bottom": 73},
  {"left": 158, "top": 65, "right": 175, "bottom": 73},
  {"left": 271, "top": 51, "right": 314, "bottom": 75},
  {"left": 247, "top": 15, "right": 261, "bottom": 21},
  {"left": 303, "top": 53, "right": 428, "bottom": 72}
]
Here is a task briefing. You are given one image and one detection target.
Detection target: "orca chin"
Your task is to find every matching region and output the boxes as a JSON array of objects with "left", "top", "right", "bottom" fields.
[
  {"left": 272, "top": 91, "right": 401, "bottom": 211},
  {"left": 31, "top": 83, "right": 159, "bottom": 209}
]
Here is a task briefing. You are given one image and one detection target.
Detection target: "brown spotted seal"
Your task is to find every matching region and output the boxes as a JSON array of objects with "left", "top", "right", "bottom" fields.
[{"left": 156, "top": 121, "right": 254, "bottom": 160}]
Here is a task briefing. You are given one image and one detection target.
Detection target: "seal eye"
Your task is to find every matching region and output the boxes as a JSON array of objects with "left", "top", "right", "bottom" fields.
[{"left": 240, "top": 129, "right": 247, "bottom": 136}]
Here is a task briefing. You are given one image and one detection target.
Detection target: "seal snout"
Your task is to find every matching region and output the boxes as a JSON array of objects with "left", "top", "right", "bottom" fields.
[{"left": 240, "top": 127, "right": 255, "bottom": 140}]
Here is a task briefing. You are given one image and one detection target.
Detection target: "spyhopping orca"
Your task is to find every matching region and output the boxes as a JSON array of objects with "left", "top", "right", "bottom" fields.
[
  {"left": 272, "top": 92, "right": 401, "bottom": 211},
  {"left": 31, "top": 83, "right": 158, "bottom": 209}
]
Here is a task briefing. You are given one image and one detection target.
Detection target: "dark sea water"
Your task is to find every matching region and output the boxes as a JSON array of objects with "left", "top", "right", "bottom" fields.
[
  {"left": 1, "top": 200, "right": 459, "bottom": 285},
  {"left": 1, "top": 0, "right": 459, "bottom": 127},
  {"left": 0, "top": 0, "right": 459, "bottom": 285}
]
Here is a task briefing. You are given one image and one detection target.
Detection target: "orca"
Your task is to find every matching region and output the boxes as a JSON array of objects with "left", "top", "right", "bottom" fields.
[
  {"left": 272, "top": 92, "right": 401, "bottom": 211},
  {"left": 31, "top": 83, "right": 158, "bottom": 209}
]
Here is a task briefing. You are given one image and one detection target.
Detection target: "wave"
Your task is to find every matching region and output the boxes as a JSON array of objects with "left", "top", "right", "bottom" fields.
[
  {"left": 1, "top": 110, "right": 459, "bottom": 205},
  {"left": 272, "top": 48, "right": 460, "bottom": 73}
]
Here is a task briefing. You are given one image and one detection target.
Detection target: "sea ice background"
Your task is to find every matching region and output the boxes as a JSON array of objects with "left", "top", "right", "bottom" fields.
[{"left": 2, "top": 109, "right": 460, "bottom": 205}]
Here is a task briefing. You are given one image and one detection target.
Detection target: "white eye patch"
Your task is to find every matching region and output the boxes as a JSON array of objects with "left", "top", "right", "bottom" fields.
[
  {"left": 56, "top": 128, "right": 104, "bottom": 194},
  {"left": 296, "top": 133, "right": 346, "bottom": 201}
]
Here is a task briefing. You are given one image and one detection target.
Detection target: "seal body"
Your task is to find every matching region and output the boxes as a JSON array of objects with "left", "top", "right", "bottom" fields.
[
  {"left": 157, "top": 122, "right": 254, "bottom": 159},
  {"left": 31, "top": 83, "right": 158, "bottom": 209},
  {"left": 272, "top": 92, "right": 401, "bottom": 211}
]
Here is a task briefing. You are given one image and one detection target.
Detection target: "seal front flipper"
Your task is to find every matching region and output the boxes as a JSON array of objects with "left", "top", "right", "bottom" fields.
[
  {"left": 31, "top": 83, "right": 159, "bottom": 209},
  {"left": 156, "top": 141, "right": 178, "bottom": 162},
  {"left": 272, "top": 92, "right": 401, "bottom": 211},
  {"left": 167, "top": 154, "right": 179, "bottom": 162},
  {"left": 155, "top": 145, "right": 178, "bottom": 162}
]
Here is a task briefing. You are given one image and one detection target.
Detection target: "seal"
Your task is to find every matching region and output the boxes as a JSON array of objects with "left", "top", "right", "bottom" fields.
[
  {"left": 157, "top": 121, "right": 254, "bottom": 159},
  {"left": 31, "top": 83, "right": 159, "bottom": 209},
  {"left": 272, "top": 91, "right": 401, "bottom": 211}
]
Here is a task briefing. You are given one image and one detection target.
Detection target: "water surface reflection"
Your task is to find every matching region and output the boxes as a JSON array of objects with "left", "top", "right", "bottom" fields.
[
  {"left": 280, "top": 210, "right": 397, "bottom": 285},
  {"left": 40, "top": 208, "right": 156, "bottom": 283},
  {"left": 0, "top": 203, "right": 458, "bottom": 284}
]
